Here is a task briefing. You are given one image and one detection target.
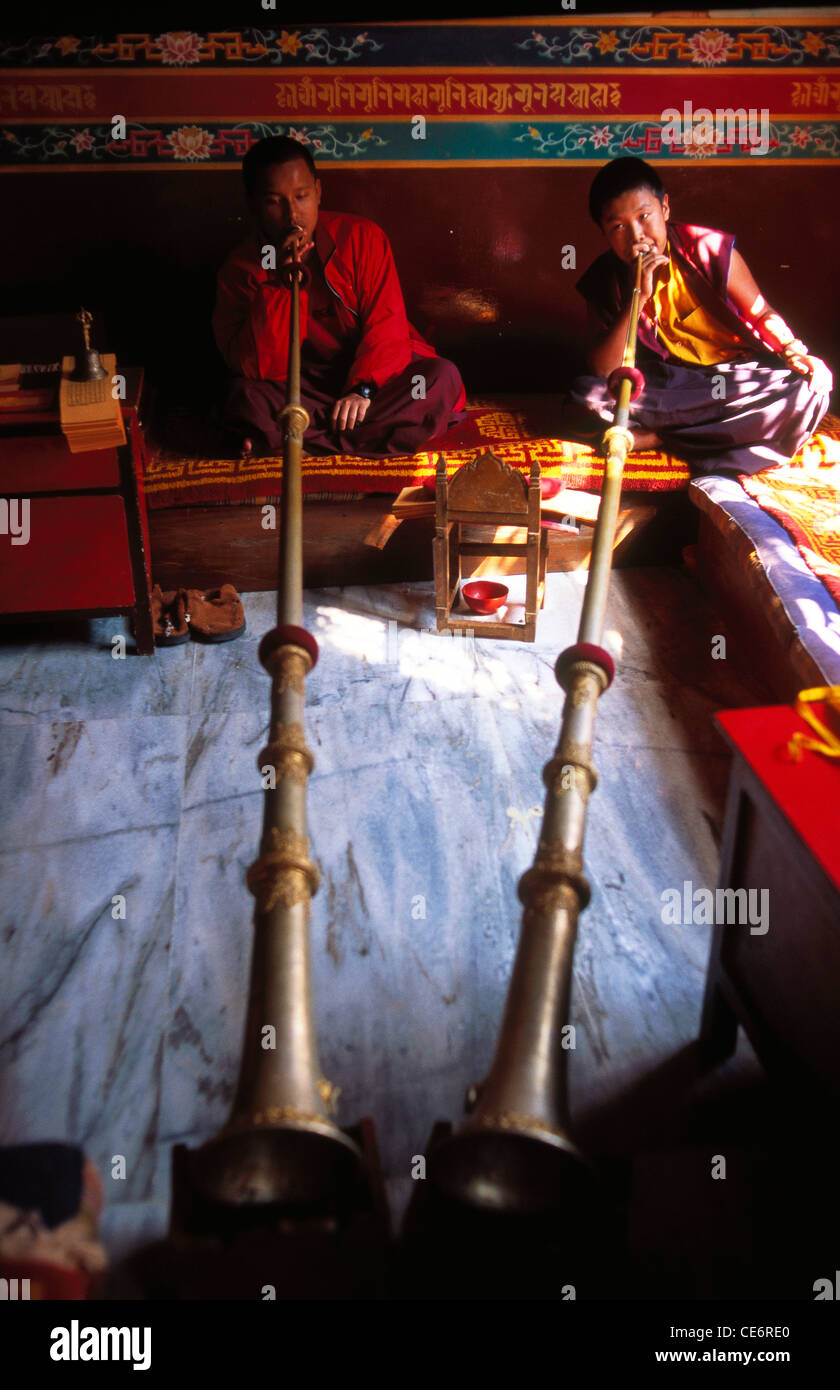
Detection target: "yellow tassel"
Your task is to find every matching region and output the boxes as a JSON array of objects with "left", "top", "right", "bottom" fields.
[{"left": 787, "top": 685, "right": 840, "bottom": 760}]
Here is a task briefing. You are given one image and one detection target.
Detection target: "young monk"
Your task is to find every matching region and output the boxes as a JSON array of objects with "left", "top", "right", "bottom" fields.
[
  {"left": 567, "top": 156, "right": 832, "bottom": 473},
  {"left": 212, "top": 135, "right": 466, "bottom": 458}
]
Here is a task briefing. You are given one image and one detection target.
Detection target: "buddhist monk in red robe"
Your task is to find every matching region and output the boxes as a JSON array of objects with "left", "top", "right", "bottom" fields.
[
  {"left": 212, "top": 135, "right": 466, "bottom": 459},
  {"left": 567, "top": 157, "right": 832, "bottom": 475}
]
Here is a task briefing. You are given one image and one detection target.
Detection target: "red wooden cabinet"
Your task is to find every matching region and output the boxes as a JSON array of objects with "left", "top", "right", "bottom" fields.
[
  {"left": 699, "top": 704, "right": 840, "bottom": 1094},
  {"left": 0, "top": 369, "right": 154, "bottom": 654}
]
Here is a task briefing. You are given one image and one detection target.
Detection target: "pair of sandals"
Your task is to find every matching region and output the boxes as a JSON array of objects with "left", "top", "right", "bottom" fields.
[{"left": 151, "top": 583, "right": 247, "bottom": 646}]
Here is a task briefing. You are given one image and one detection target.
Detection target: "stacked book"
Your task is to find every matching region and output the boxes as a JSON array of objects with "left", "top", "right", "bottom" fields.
[
  {"left": 0, "top": 362, "right": 62, "bottom": 418},
  {"left": 58, "top": 354, "right": 126, "bottom": 453}
]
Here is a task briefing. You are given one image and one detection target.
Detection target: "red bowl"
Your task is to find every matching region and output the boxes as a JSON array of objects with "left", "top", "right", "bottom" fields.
[
  {"left": 462, "top": 580, "right": 509, "bottom": 615},
  {"left": 540, "top": 478, "right": 564, "bottom": 500}
]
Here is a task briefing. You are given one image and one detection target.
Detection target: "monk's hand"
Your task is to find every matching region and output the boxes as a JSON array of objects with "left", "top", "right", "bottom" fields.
[
  {"left": 332, "top": 392, "right": 371, "bottom": 431},
  {"left": 788, "top": 352, "right": 833, "bottom": 398},
  {"left": 632, "top": 238, "right": 669, "bottom": 306},
  {"left": 274, "top": 226, "right": 314, "bottom": 283}
]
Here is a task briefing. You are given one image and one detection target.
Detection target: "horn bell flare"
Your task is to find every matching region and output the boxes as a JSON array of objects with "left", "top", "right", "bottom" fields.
[
  {"left": 430, "top": 1126, "right": 590, "bottom": 1215},
  {"left": 191, "top": 1122, "right": 363, "bottom": 1208}
]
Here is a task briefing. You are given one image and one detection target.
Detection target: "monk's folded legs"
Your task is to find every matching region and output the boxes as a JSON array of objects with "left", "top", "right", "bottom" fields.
[
  {"left": 567, "top": 359, "right": 829, "bottom": 475},
  {"left": 219, "top": 378, "right": 287, "bottom": 455},
  {"left": 326, "top": 356, "right": 466, "bottom": 458},
  {"left": 220, "top": 355, "right": 465, "bottom": 458}
]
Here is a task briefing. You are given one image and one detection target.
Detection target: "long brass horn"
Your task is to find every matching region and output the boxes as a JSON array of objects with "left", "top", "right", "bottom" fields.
[
  {"left": 190, "top": 228, "right": 363, "bottom": 1206},
  {"left": 429, "top": 253, "right": 646, "bottom": 1213}
]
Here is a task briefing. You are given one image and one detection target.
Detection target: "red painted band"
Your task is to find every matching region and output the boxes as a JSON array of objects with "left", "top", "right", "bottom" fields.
[
  {"left": 555, "top": 642, "right": 615, "bottom": 690},
  {"left": 607, "top": 365, "right": 645, "bottom": 402},
  {"left": 259, "top": 624, "right": 319, "bottom": 670}
]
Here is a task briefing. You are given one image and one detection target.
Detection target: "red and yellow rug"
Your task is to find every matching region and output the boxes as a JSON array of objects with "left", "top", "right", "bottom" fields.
[
  {"left": 142, "top": 394, "right": 840, "bottom": 606},
  {"left": 738, "top": 419, "right": 840, "bottom": 606},
  {"left": 141, "top": 395, "right": 692, "bottom": 508}
]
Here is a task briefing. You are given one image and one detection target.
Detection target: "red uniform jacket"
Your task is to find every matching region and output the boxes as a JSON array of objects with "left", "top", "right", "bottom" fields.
[
  {"left": 576, "top": 222, "right": 771, "bottom": 363},
  {"left": 213, "top": 210, "right": 464, "bottom": 407}
]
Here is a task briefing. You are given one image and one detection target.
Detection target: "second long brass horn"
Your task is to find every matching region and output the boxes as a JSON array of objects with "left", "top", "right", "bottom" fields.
[
  {"left": 428, "top": 253, "right": 646, "bottom": 1213},
  {"left": 190, "top": 234, "right": 363, "bottom": 1206}
]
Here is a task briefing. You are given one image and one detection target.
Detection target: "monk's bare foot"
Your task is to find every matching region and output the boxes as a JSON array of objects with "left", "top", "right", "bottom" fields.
[
  {"left": 629, "top": 430, "right": 661, "bottom": 451},
  {"left": 240, "top": 437, "right": 253, "bottom": 459}
]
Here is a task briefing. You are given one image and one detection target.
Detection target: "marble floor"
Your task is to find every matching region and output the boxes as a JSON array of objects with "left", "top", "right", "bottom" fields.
[{"left": 0, "top": 565, "right": 771, "bottom": 1279}]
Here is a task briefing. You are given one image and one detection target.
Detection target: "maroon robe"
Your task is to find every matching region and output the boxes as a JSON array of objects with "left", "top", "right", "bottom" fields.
[
  {"left": 567, "top": 222, "right": 829, "bottom": 475},
  {"left": 213, "top": 211, "right": 465, "bottom": 458}
]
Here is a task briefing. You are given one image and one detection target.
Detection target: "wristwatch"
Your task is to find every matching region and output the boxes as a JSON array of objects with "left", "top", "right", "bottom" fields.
[
  {"left": 781, "top": 339, "right": 809, "bottom": 360},
  {"left": 353, "top": 380, "right": 376, "bottom": 399}
]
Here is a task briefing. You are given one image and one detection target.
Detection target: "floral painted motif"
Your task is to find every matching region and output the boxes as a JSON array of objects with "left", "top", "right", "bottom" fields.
[
  {"left": 167, "top": 124, "right": 214, "bottom": 160},
  {"left": 0, "top": 119, "right": 838, "bottom": 165},
  {"left": 512, "top": 119, "right": 839, "bottom": 161},
  {"left": 516, "top": 24, "right": 840, "bottom": 69},
  {"left": 0, "top": 121, "right": 393, "bottom": 164},
  {"left": 0, "top": 23, "right": 838, "bottom": 69},
  {"left": 0, "top": 124, "right": 107, "bottom": 160},
  {"left": 237, "top": 121, "right": 389, "bottom": 161},
  {"left": 687, "top": 29, "right": 735, "bottom": 68},
  {"left": 683, "top": 132, "right": 719, "bottom": 158},
  {"left": 278, "top": 31, "right": 303, "bottom": 57},
  {"left": 517, "top": 29, "right": 596, "bottom": 65},
  {"left": 596, "top": 32, "right": 620, "bottom": 57},
  {"left": 300, "top": 29, "right": 383, "bottom": 66},
  {"left": 156, "top": 32, "right": 203, "bottom": 67},
  {"left": 802, "top": 32, "right": 826, "bottom": 58}
]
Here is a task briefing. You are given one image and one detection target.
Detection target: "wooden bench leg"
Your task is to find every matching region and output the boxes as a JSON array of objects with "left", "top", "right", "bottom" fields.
[
  {"left": 132, "top": 601, "right": 155, "bottom": 656},
  {"left": 698, "top": 927, "right": 739, "bottom": 1069},
  {"left": 122, "top": 419, "right": 155, "bottom": 656}
]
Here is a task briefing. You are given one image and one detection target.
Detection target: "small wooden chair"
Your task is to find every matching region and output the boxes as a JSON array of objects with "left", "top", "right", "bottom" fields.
[{"left": 434, "top": 449, "right": 546, "bottom": 641}]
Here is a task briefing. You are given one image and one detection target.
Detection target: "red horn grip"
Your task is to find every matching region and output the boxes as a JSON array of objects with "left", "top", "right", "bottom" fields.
[
  {"left": 555, "top": 642, "right": 615, "bottom": 690},
  {"left": 607, "top": 365, "right": 645, "bottom": 402},
  {"left": 259, "top": 625, "right": 319, "bottom": 670}
]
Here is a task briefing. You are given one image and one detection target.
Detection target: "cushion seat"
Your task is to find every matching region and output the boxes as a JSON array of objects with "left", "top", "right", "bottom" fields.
[{"left": 141, "top": 393, "right": 693, "bottom": 510}]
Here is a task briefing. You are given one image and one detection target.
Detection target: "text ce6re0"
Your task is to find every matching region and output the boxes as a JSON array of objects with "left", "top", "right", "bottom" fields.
[{"left": 670, "top": 1327, "right": 790, "bottom": 1339}]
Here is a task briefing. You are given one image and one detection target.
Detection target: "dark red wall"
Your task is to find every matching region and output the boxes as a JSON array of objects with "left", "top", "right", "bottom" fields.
[{"left": 4, "top": 166, "right": 838, "bottom": 403}]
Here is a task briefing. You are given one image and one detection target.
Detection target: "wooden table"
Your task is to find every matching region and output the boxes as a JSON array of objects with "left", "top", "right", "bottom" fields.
[
  {"left": 0, "top": 366, "right": 154, "bottom": 654},
  {"left": 699, "top": 703, "right": 840, "bottom": 1094}
]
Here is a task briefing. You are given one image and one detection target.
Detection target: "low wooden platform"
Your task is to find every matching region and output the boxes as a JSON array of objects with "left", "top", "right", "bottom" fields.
[
  {"left": 148, "top": 489, "right": 697, "bottom": 590},
  {"left": 696, "top": 509, "right": 822, "bottom": 703}
]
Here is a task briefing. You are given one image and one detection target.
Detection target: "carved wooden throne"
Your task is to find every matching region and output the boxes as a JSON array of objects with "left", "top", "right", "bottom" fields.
[{"left": 433, "top": 450, "right": 547, "bottom": 642}]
